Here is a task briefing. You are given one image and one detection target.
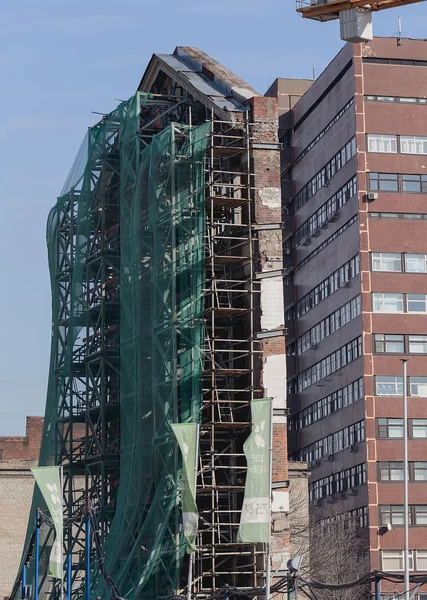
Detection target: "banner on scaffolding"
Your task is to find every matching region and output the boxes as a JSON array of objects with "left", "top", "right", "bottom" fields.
[
  {"left": 31, "top": 466, "right": 63, "bottom": 579},
  {"left": 171, "top": 423, "right": 200, "bottom": 554},
  {"left": 237, "top": 398, "right": 273, "bottom": 544}
]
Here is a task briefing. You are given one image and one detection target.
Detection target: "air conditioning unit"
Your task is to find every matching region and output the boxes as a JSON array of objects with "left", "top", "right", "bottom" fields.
[
  {"left": 308, "top": 460, "right": 320, "bottom": 469},
  {"left": 309, "top": 342, "right": 317, "bottom": 350},
  {"left": 321, "top": 221, "right": 328, "bottom": 229},
  {"left": 302, "top": 236, "right": 311, "bottom": 246},
  {"left": 340, "top": 280, "right": 349, "bottom": 289},
  {"left": 349, "top": 444, "right": 357, "bottom": 453},
  {"left": 312, "top": 228, "right": 320, "bottom": 237},
  {"left": 349, "top": 488, "right": 357, "bottom": 496},
  {"left": 367, "top": 191, "right": 378, "bottom": 202},
  {"left": 326, "top": 495, "right": 335, "bottom": 504},
  {"left": 284, "top": 248, "right": 292, "bottom": 255},
  {"left": 315, "top": 499, "right": 321, "bottom": 507},
  {"left": 325, "top": 454, "right": 333, "bottom": 462},
  {"left": 328, "top": 211, "right": 339, "bottom": 222}
]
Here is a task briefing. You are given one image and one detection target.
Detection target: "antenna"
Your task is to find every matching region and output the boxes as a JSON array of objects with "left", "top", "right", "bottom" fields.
[
  {"left": 312, "top": 65, "right": 316, "bottom": 80},
  {"left": 397, "top": 13, "right": 402, "bottom": 46}
]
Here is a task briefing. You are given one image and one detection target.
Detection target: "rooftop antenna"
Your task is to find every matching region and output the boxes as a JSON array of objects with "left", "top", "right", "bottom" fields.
[
  {"left": 312, "top": 65, "right": 316, "bottom": 80},
  {"left": 397, "top": 13, "right": 402, "bottom": 46}
]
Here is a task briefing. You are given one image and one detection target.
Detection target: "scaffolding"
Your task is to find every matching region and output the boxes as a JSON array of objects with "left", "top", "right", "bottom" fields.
[
  {"left": 13, "top": 90, "right": 269, "bottom": 600},
  {"left": 196, "top": 117, "right": 264, "bottom": 593}
]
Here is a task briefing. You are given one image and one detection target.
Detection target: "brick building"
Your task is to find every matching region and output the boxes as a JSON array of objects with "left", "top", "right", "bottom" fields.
[
  {"left": 267, "top": 37, "right": 427, "bottom": 597},
  {"left": 0, "top": 417, "right": 43, "bottom": 599}
]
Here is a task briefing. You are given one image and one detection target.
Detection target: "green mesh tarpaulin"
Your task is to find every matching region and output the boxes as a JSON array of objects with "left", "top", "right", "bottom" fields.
[{"left": 12, "top": 94, "right": 210, "bottom": 600}]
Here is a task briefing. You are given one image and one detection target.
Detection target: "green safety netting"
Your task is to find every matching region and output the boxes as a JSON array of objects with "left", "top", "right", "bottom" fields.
[{"left": 12, "top": 93, "right": 210, "bottom": 600}]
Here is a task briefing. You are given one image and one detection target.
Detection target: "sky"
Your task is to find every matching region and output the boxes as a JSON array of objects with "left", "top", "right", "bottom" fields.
[{"left": 1, "top": 0, "right": 427, "bottom": 435}]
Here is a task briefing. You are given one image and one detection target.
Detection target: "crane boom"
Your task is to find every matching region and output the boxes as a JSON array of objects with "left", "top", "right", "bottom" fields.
[{"left": 297, "top": 0, "right": 426, "bottom": 21}]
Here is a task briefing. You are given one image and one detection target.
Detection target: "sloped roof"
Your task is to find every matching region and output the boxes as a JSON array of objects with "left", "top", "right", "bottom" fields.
[{"left": 138, "top": 46, "right": 260, "bottom": 119}]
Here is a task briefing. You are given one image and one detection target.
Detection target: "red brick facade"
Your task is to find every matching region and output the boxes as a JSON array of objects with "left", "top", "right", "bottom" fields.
[{"left": 0, "top": 417, "right": 43, "bottom": 461}]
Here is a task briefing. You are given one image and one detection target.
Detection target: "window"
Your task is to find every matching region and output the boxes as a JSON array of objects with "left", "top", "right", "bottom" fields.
[
  {"left": 380, "top": 505, "right": 411, "bottom": 526},
  {"left": 368, "top": 173, "right": 427, "bottom": 193},
  {"left": 368, "top": 134, "right": 397, "bottom": 153},
  {"left": 378, "top": 461, "right": 404, "bottom": 481},
  {"left": 294, "top": 255, "right": 360, "bottom": 319},
  {"left": 416, "top": 551, "right": 427, "bottom": 571},
  {"left": 382, "top": 550, "right": 414, "bottom": 571},
  {"left": 363, "top": 56, "right": 427, "bottom": 67},
  {"left": 370, "top": 252, "right": 427, "bottom": 273},
  {"left": 368, "top": 172, "right": 398, "bottom": 191},
  {"left": 401, "top": 136, "right": 427, "bottom": 155},
  {"left": 309, "top": 463, "right": 366, "bottom": 501},
  {"left": 296, "top": 420, "right": 365, "bottom": 462},
  {"left": 374, "top": 334, "right": 405, "bottom": 353},
  {"left": 414, "top": 462, "right": 427, "bottom": 481},
  {"left": 374, "top": 334, "right": 427, "bottom": 354},
  {"left": 291, "top": 216, "right": 359, "bottom": 275},
  {"left": 415, "top": 507, "right": 427, "bottom": 526},
  {"left": 296, "top": 337, "right": 362, "bottom": 392},
  {"left": 369, "top": 212, "right": 427, "bottom": 220},
  {"left": 402, "top": 174, "right": 427, "bottom": 193},
  {"left": 350, "top": 506, "right": 368, "bottom": 528},
  {"left": 379, "top": 462, "right": 427, "bottom": 481},
  {"left": 376, "top": 376, "right": 403, "bottom": 396},
  {"left": 293, "top": 177, "right": 358, "bottom": 249},
  {"left": 407, "top": 294, "right": 427, "bottom": 313},
  {"left": 292, "top": 137, "right": 356, "bottom": 213},
  {"left": 409, "top": 336, "right": 427, "bottom": 354},
  {"left": 372, "top": 252, "right": 402, "bottom": 272},
  {"left": 292, "top": 378, "right": 364, "bottom": 431},
  {"left": 412, "top": 419, "right": 427, "bottom": 438},
  {"left": 405, "top": 254, "right": 427, "bottom": 273},
  {"left": 294, "top": 99, "right": 355, "bottom": 166},
  {"left": 291, "top": 295, "right": 361, "bottom": 357},
  {"left": 410, "top": 378, "right": 427, "bottom": 397},
  {"left": 365, "top": 95, "right": 427, "bottom": 104},
  {"left": 373, "top": 293, "right": 403, "bottom": 313},
  {"left": 378, "top": 418, "right": 404, "bottom": 438}
]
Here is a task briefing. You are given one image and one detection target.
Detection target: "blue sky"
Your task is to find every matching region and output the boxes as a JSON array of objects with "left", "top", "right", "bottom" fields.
[{"left": 1, "top": 0, "right": 426, "bottom": 435}]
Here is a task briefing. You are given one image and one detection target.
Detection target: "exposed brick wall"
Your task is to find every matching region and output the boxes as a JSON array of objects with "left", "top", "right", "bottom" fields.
[
  {"left": 0, "top": 417, "right": 43, "bottom": 461},
  {"left": 249, "top": 94, "right": 289, "bottom": 576}
]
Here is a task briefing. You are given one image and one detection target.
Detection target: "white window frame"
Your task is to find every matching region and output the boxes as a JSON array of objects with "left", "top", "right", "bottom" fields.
[
  {"left": 415, "top": 508, "right": 427, "bottom": 526},
  {"left": 416, "top": 550, "right": 427, "bottom": 571},
  {"left": 414, "top": 462, "right": 427, "bottom": 481},
  {"left": 401, "top": 136, "right": 427, "bottom": 155},
  {"left": 373, "top": 292, "right": 404, "bottom": 313},
  {"left": 410, "top": 378, "right": 427, "bottom": 398},
  {"left": 376, "top": 376, "right": 404, "bottom": 396},
  {"left": 412, "top": 419, "right": 427, "bottom": 437},
  {"left": 405, "top": 254, "right": 427, "bottom": 273},
  {"left": 409, "top": 336, "right": 427, "bottom": 354},
  {"left": 382, "top": 550, "right": 414, "bottom": 571},
  {"left": 368, "top": 134, "right": 398, "bottom": 154},
  {"left": 372, "top": 252, "right": 402, "bottom": 272}
]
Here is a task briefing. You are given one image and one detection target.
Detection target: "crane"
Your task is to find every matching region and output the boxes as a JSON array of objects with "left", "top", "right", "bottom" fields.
[{"left": 296, "top": 0, "right": 426, "bottom": 22}]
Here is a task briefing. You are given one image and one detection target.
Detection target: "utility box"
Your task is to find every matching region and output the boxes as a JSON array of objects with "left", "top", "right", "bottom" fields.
[{"left": 339, "top": 7, "right": 373, "bottom": 43}]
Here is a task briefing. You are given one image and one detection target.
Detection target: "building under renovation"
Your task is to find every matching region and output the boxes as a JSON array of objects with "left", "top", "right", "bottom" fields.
[{"left": 13, "top": 48, "right": 288, "bottom": 600}]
